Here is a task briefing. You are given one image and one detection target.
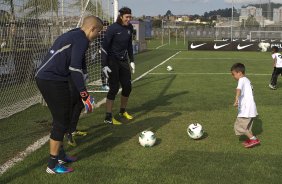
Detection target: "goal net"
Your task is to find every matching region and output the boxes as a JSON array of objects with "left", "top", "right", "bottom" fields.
[{"left": 0, "top": 0, "right": 113, "bottom": 120}]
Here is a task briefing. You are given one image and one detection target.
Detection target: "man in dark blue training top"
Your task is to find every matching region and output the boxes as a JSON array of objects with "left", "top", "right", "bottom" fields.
[
  {"left": 35, "top": 16, "right": 103, "bottom": 174},
  {"left": 101, "top": 7, "right": 135, "bottom": 125}
]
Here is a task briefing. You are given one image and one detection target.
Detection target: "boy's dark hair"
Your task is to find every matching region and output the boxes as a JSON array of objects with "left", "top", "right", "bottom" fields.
[
  {"left": 116, "top": 7, "right": 131, "bottom": 24},
  {"left": 272, "top": 46, "right": 279, "bottom": 53},
  {"left": 231, "top": 63, "right": 245, "bottom": 74}
]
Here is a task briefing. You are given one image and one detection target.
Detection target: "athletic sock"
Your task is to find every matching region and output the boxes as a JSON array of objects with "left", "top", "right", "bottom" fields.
[
  {"left": 48, "top": 154, "right": 58, "bottom": 169},
  {"left": 120, "top": 108, "right": 125, "bottom": 114},
  {"left": 250, "top": 136, "right": 257, "bottom": 140},
  {"left": 105, "top": 112, "right": 112, "bottom": 121},
  {"left": 58, "top": 146, "right": 66, "bottom": 160}
]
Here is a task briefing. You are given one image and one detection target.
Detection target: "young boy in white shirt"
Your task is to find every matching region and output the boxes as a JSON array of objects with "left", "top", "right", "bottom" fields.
[
  {"left": 269, "top": 46, "right": 282, "bottom": 90},
  {"left": 231, "top": 63, "right": 260, "bottom": 148}
]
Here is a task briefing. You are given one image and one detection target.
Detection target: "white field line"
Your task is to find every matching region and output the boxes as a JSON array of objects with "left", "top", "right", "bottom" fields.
[
  {"left": 0, "top": 51, "right": 181, "bottom": 175},
  {"left": 156, "top": 43, "right": 168, "bottom": 49},
  {"left": 0, "top": 135, "right": 50, "bottom": 175},
  {"left": 173, "top": 58, "right": 268, "bottom": 61},
  {"left": 149, "top": 72, "right": 271, "bottom": 76}
]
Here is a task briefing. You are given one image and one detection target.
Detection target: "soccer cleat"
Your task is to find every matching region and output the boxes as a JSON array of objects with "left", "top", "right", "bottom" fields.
[
  {"left": 66, "top": 133, "right": 77, "bottom": 147},
  {"left": 72, "top": 130, "right": 87, "bottom": 137},
  {"left": 119, "top": 112, "right": 133, "bottom": 120},
  {"left": 101, "top": 85, "right": 110, "bottom": 91},
  {"left": 104, "top": 117, "right": 122, "bottom": 125},
  {"left": 46, "top": 164, "right": 74, "bottom": 174},
  {"left": 244, "top": 139, "right": 260, "bottom": 148},
  {"left": 268, "top": 84, "right": 277, "bottom": 90},
  {"left": 242, "top": 139, "right": 251, "bottom": 146},
  {"left": 58, "top": 155, "right": 78, "bottom": 164}
]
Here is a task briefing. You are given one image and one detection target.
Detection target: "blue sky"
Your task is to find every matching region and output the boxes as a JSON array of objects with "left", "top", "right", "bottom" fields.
[{"left": 119, "top": 0, "right": 281, "bottom": 16}]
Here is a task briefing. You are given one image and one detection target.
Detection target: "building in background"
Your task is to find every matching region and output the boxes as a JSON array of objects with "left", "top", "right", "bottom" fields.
[
  {"left": 240, "top": 6, "right": 263, "bottom": 23},
  {"left": 273, "top": 7, "right": 282, "bottom": 23}
]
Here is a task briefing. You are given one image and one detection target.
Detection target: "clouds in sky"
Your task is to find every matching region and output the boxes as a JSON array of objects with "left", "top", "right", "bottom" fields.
[
  {"left": 224, "top": 0, "right": 282, "bottom": 4},
  {"left": 171, "top": 0, "right": 209, "bottom": 2}
]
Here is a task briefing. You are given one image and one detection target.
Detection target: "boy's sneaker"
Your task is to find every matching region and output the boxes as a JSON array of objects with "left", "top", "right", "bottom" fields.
[
  {"left": 58, "top": 155, "right": 78, "bottom": 164},
  {"left": 66, "top": 133, "right": 77, "bottom": 147},
  {"left": 242, "top": 139, "right": 251, "bottom": 146},
  {"left": 72, "top": 130, "right": 87, "bottom": 137},
  {"left": 101, "top": 85, "right": 110, "bottom": 91},
  {"left": 46, "top": 164, "right": 73, "bottom": 174},
  {"left": 119, "top": 112, "right": 133, "bottom": 120},
  {"left": 268, "top": 84, "right": 277, "bottom": 90},
  {"left": 104, "top": 117, "right": 122, "bottom": 125},
  {"left": 244, "top": 139, "right": 260, "bottom": 148}
]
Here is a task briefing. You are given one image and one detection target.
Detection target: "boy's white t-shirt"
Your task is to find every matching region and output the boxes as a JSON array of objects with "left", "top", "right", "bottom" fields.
[
  {"left": 237, "top": 77, "right": 258, "bottom": 118},
  {"left": 272, "top": 53, "right": 282, "bottom": 68}
]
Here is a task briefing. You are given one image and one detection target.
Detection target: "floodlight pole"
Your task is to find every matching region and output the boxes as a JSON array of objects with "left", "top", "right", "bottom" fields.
[
  {"left": 161, "top": 19, "right": 164, "bottom": 45},
  {"left": 231, "top": 0, "right": 234, "bottom": 42},
  {"left": 114, "top": 0, "right": 119, "bottom": 22}
]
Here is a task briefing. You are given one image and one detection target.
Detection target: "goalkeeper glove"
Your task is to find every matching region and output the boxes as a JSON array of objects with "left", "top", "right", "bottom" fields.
[
  {"left": 130, "top": 62, "right": 135, "bottom": 74},
  {"left": 102, "top": 66, "right": 111, "bottom": 78},
  {"left": 80, "top": 91, "right": 95, "bottom": 113}
]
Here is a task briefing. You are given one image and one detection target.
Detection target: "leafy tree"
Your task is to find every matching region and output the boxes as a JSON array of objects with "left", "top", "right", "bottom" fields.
[
  {"left": 165, "top": 10, "right": 173, "bottom": 17},
  {"left": 152, "top": 19, "right": 162, "bottom": 28},
  {"left": 242, "top": 15, "right": 260, "bottom": 27}
]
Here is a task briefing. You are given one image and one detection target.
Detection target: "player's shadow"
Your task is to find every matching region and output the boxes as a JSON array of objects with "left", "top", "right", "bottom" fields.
[
  {"left": 131, "top": 74, "right": 189, "bottom": 119},
  {"left": 133, "top": 75, "right": 174, "bottom": 90},
  {"left": 78, "top": 111, "right": 182, "bottom": 160}
]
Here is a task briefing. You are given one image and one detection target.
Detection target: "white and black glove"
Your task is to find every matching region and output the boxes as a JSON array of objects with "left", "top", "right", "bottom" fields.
[
  {"left": 130, "top": 62, "right": 135, "bottom": 74},
  {"left": 102, "top": 66, "right": 112, "bottom": 78}
]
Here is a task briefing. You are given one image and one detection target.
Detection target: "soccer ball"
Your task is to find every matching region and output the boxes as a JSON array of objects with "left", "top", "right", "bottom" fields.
[
  {"left": 187, "top": 123, "right": 204, "bottom": 139},
  {"left": 166, "top": 65, "right": 173, "bottom": 71},
  {"left": 139, "top": 130, "right": 156, "bottom": 147}
]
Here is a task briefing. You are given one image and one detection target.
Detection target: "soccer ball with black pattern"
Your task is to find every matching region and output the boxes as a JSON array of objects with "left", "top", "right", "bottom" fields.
[
  {"left": 187, "top": 123, "right": 204, "bottom": 139},
  {"left": 139, "top": 131, "right": 156, "bottom": 147}
]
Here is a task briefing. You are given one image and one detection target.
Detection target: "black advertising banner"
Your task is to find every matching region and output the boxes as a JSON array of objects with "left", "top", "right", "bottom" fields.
[{"left": 188, "top": 41, "right": 282, "bottom": 51}]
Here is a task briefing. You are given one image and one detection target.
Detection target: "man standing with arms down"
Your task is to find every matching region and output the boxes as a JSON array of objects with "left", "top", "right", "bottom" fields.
[
  {"left": 35, "top": 16, "right": 103, "bottom": 174},
  {"left": 101, "top": 7, "right": 135, "bottom": 125}
]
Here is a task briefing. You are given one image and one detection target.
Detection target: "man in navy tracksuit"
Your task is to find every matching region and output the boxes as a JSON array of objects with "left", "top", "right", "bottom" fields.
[
  {"left": 101, "top": 7, "right": 135, "bottom": 125},
  {"left": 35, "top": 16, "right": 102, "bottom": 174}
]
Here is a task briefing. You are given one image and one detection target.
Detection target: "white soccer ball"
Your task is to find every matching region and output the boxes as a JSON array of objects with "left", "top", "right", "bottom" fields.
[
  {"left": 167, "top": 65, "right": 173, "bottom": 71},
  {"left": 187, "top": 123, "right": 204, "bottom": 139},
  {"left": 139, "top": 130, "right": 156, "bottom": 147}
]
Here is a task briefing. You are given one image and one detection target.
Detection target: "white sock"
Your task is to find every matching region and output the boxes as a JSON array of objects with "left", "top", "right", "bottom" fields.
[{"left": 250, "top": 136, "right": 257, "bottom": 140}]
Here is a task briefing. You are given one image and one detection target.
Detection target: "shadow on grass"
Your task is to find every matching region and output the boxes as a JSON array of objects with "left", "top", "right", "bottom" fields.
[{"left": 78, "top": 112, "right": 182, "bottom": 161}]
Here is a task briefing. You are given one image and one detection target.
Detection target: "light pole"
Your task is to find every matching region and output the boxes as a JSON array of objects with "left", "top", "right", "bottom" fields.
[
  {"left": 113, "top": 0, "right": 119, "bottom": 22},
  {"left": 231, "top": 0, "right": 234, "bottom": 41},
  {"left": 161, "top": 19, "right": 164, "bottom": 45}
]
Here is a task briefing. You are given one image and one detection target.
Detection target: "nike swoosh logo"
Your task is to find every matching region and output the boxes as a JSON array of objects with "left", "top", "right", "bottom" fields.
[
  {"left": 222, "top": 39, "right": 229, "bottom": 41},
  {"left": 237, "top": 44, "right": 253, "bottom": 50},
  {"left": 117, "top": 32, "right": 122, "bottom": 34},
  {"left": 214, "top": 43, "right": 230, "bottom": 49},
  {"left": 271, "top": 39, "right": 276, "bottom": 42},
  {"left": 251, "top": 39, "right": 257, "bottom": 42},
  {"left": 232, "top": 39, "right": 238, "bottom": 42},
  {"left": 242, "top": 39, "right": 248, "bottom": 41},
  {"left": 190, "top": 43, "right": 206, "bottom": 49}
]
